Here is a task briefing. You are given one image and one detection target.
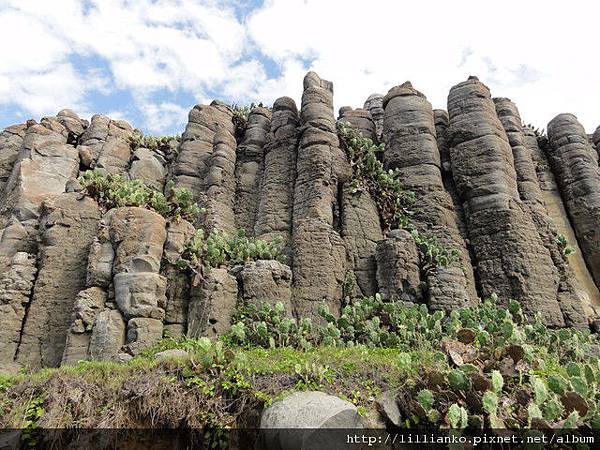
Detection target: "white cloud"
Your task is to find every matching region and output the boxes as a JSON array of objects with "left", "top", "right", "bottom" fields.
[
  {"left": 0, "top": 0, "right": 598, "bottom": 134},
  {"left": 247, "top": 0, "right": 600, "bottom": 132}
]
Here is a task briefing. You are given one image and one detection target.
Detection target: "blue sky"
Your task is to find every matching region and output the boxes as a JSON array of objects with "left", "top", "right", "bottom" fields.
[{"left": 1, "top": 0, "right": 599, "bottom": 135}]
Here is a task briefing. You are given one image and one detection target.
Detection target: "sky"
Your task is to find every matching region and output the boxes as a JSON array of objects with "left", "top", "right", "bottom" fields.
[{"left": 0, "top": 0, "right": 599, "bottom": 136}]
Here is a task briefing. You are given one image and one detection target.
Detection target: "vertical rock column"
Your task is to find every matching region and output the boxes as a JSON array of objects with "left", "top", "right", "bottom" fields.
[
  {"left": 0, "top": 116, "right": 83, "bottom": 371},
  {"left": 547, "top": 114, "right": 600, "bottom": 294},
  {"left": 434, "top": 110, "right": 470, "bottom": 240},
  {"left": 255, "top": 97, "right": 300, "bottom": 256},
  {"left": 494, "top": 99, "right": 587, "bottom": 327},
  {"left": 383, "top": 82, "right": 477, "bottom": 311},
  {"left": 338, "top": 107, "right": 383, "bottom": 297},
  {"left": 363, "top": 94, "right": 384, "bottom": 143},
  {"left": 0, "top": 124, "right": 27, "bottom": 195},
  {"left": 291, "top": 72, "right": 348, "bottom": 319},
  {"left": 234, "top": 107, "right": 272, "bottom": 235},
  {"left": 525, "top": 127, "right": 600, "bottom": 317},
  {"left": 15, "top": 194, "right": 101, "bottom": 368},
  {"left": 171, "top": 102, "right": 234, "bottom": 225},
  {"left": 77, "top": 115, "right": 132, "bottom": 175},
  {"left": 447, "top": 77, "right": 565, "bottom": 326},
  {"left": 593, "top": 125, "right": 600, "bottom": 162}
]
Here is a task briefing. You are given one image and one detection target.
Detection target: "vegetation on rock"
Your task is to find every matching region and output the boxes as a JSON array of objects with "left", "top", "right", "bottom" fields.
[
  {"left": 337, "top": 122, "right": 459, "bottom": 271},
  {"left": 177, "top": 228, "right": 285, "bottom": 281},
  {"left": 2, "top": 295, "right": 599, "bottom": 435},
  {"left": 128, "top": 130, "right": 180, "bottom": 158},
  {"left": 79, "top": 171, "right": 203, "bottom": 221}
]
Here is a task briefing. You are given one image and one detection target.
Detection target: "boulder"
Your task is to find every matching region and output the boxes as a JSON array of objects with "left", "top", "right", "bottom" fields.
[
  {"left": 88, "top": 309, "right": 126, "bottom": 361},
  {"left": 114, "top": 272, "right": 167, "bottom": 320},
  {"left": 126, "top": 317, "right": 163, "bottom": 356},
  {"left": 260, "top": 391, "right": 363, "bottom": 450}
]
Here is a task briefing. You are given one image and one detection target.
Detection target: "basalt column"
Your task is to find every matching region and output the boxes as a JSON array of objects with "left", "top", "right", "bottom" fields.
[
  {"left": 291, "top": 72, "right": 348, "bottom": 319},
  {"left": 234, "top": 107, "right": 271, "bottom": 235},
  {"left": 593, "top": 126, "right": 600, "bottom": 162},
  {"left": 447, "top": 77, "right": 565, "bottom": 326},
  {"left": 525, "top": 127, "right": 600, "bottom": 316},
  {"left": 171, "top": 101, "right": 234, "bottom": 225},
  {"left": 77, "top": 114, "right": 132, "bottom": 175},
  {"left": 494, "top": 98, "right": 587, "bottom": 327},
  {"left": 434, "top": 110, "right": 469, "bottom": 240},
  {"left": 363, "top": 94, "right": 384, "bottom": 143},
  {"left": 547, "top": 114, "right": 600, "bottom": 294},
  {"left": 0, "top": 124, "right": 26, "bottom": 195},
  {"left": 382, "top": 82, "right": 477, "bottom": 311},
  {"left": 255, "top": 97, "right": 300, "bottom": 256},
  {"left": 337, "top": 107, "right": 382, "bottom": 297}
]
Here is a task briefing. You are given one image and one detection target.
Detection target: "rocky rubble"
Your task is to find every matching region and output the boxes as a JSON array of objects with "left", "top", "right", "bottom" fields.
[{"left": 0, "top": 72, "right": 598, "bottom": 372}]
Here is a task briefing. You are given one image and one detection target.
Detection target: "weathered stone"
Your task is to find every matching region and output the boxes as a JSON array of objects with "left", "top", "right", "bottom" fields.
[
  {"left": 0, "top": 124, "right": 26, "bottom": 194},
  {"left": 162, "top": 220, "right": 195, "bottom": 331},
  {"left": 114, "top": 272, "right": 167, "bottom": 320},
  {"left": 86, "top": 237, "right": 114, "bottom": 288},
  {"left": 238, "top": 260, "right": 293, "bottom": 312},
  {"left": 547, "top": 114, "right": 600, "bottom": 298},
  {"left": 234, "top": 107, "right": 271, "bottom": 235},
  {"left": 338, "top": 107, "right": 377, "bottom": 142},
  {"left": 172, "top": 102, "right": 234, "bottom": 220},
  {"left": 340, "top": 184, "right": 382, "bottom": 297},
  {"left": 364, "top": 94, "right": 384, "bottom": 142},
  {"left": 447, "top": 77, "right": 565, "bottom": 326},
  {"left": 260, "top": 391, "right": 362, "bottom": 450},
  {"left": 129, "top": 147, "right": 167, "bottom": 191},
  {"left": 106, "top": 207, "right": 167, "bottom": 274},
  {"left": 187, "top": 268, "right": 238, "bottom": 338},
  {"left": 255, "top": 97, "right": 299, "bottom": 255},
  {"left": 57, "top": 109, "right": 87, "bottom": 140},
  {"left": 61, "top": 287, "right": 107, "bottom": 365},
  {"left": 375, "top": 391, "right": 401, "bottom": 427},
  {"left": 495, "top": 98, "right": 587, "bottom": 328},
  {"left": 88, "top": 309, "right": 126, "bottom": 361},
  {"left": 78, "top": 114, "right": 132, "bottom": 174},
  {"left": 292, "top": 72, "right": 348, "bottom": 318},
  {"left": 376, "top": 229, "right": 422, "bottom": 303},
  {"left": 1, "top": 121, "right": 79, "bottom": 221},
  {"left": 593, "top": 125, "right": 600, "bottom": 158},
  {"left": 0, "top": 252, "right": 37, "bottom": 373},
  {"left": 125, "top": 317, "right": 163, "bottom": 356},
  {"left": 16, "top": 194, "right": 100, "bottom": 369},
  {"left": 154, "top": 349, "right": 188, "bottom": 360},
  {"left": 205, "top": 128, "right": 237, "bottom": 234},
  {"left": 383, "top": 82, "right": 477, "bottom": 310},
  {"left": 526, "top": 127, "right": 600, "bottom": 316}
]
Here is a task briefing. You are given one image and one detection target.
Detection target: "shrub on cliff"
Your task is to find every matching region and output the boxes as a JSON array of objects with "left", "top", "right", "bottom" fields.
[
  {"left": 178, "top": 228, "right": 285, "bottom": 283},
  {"left": 128, "top": 130, "right": 180, "bottom": 159},
  {"left": 79, "top": 171, "right": 203, "bottom": 221}
]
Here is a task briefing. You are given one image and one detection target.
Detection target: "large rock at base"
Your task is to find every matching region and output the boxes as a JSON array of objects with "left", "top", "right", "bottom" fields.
[
  {"left": 187, "top": 268, "right": 238, "bottom": 338},
  {"left": 375, "top": 229, "right": 422, "bottom": 303},
  {"left": 259, "top": 391, "right": 363, "bottom": 450},
  {"left": 0, "top": 252, "right": 37, "bottom": 372},
  {"left": 88, "top": 309, "right": 126, "bottom": 361},
  {"left": 125, "top": 317, "right": 163, "bottom": 356},
  {"left": 238, "top": 260, "right": 293, "bottom": 313},
  {"left": 61, "top": 287, "right": 107, "bottom": 365}
]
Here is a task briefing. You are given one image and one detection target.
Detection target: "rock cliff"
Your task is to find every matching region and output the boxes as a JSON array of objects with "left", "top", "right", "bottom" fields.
[{"left": 1, "top": 72, "right": 599, "bottom": 372}]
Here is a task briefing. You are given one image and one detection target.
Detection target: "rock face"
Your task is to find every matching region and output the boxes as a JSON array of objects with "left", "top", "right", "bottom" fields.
[
  {"left": 255, "top": 97, "right": 299, "bottom": 255},
  {"left": 447, "top": 77, "right": 567, "bottom": 326},
  {"left": 547, "top": 114, "right": 600, "bottom": 297},
  {"left": 1, "top": 71, "right": 600, "bottom": 372},
  {"left": 494, "top": 99, "right": 587, "bottom": 327},
  {"left": 383, "top": 82, "right": 477, "bottom": 311}
]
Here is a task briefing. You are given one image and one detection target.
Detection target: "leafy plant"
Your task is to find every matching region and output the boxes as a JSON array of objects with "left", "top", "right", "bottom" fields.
[
  {"left": 178, "top": 229, "right": 285, "bottom": 283},
  {"left": 557, "top": 233, "right": 576, "bottom": 256},
  {"left": 79, "top": 171, "right": 203, "bottom": 221},
  {"left": 129, "top": 130, "right": 180, "bottom": 159}
]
